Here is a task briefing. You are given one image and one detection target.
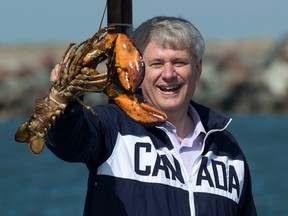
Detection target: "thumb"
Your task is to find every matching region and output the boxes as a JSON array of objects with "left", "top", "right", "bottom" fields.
[{"left": 50, "top": 64, "right": 59, "bottom": 84}]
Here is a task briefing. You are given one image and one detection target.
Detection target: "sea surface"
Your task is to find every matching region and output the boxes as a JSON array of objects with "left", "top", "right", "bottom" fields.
[{"left": 1, "top": 115, "right": 287, "bottom": 216}]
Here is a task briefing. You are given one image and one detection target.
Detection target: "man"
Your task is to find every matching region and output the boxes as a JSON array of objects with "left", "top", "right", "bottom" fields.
[{"left": 48, "top": 16, "right": 257, "bottom": 215}]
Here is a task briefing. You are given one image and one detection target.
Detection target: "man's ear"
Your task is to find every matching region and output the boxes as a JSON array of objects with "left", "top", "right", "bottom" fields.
[{"left": 195, "top": 59, "right": 202, "bottom": 81}]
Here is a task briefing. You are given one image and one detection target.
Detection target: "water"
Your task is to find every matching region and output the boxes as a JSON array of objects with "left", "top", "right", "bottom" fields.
[
  {"left": 0, "top": 118, "right": 88, "bottom": 216},
  {"left": 1, "top": 115, "right": 287, "bottom": 216}
]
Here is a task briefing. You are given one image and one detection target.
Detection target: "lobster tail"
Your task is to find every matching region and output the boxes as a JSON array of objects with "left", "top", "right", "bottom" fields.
[
  {"left": 14, "top": 122, "right": 30, "bottom": 143},
  {"left": 14, "top": 87, "right": 69, "bottom": 155},
  {"left": 14, "top": 121, "right": 46, "bottom": 155},
  {"left": 29, "top": 137, "right": 46, "bottom": 155}
]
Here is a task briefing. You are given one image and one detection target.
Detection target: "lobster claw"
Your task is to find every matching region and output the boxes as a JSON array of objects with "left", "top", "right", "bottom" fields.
[
  {"left": 113, "top": 94, "right": 167, "bottom": 126},
  {"left": 106, "top": 34, "right": 167, "bottom": 125},
  {"left": 114, "top": 34, "right": 144, "bottom": 92}
]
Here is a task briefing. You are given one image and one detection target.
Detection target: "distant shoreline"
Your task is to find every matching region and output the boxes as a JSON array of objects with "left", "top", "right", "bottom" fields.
[{"left": 1, "top": 38, "right": 288, "bottom": 118}]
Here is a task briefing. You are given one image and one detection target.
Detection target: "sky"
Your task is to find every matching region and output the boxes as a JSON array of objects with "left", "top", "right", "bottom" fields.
[{"left": 1, "top": 0, "right": 288, "bottom": 44}]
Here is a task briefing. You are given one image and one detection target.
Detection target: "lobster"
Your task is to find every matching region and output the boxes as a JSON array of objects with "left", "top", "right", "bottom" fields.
[{"left": 14, "top": 26, "right": 167, "bottom": 155}]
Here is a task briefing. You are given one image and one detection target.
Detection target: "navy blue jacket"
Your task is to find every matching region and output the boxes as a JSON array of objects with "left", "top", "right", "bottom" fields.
[{"left": 46, "top": 101, "right": 257, "bottom": 216}]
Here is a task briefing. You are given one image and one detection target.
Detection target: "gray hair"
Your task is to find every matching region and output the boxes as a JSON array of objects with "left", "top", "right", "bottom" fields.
[{"left": 130, "top": 16, "right": 205, "bottom": 62}]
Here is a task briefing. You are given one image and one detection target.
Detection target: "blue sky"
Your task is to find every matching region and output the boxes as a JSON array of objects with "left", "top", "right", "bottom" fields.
[{"left": 1, "top": 0, "right": 288, "bottom": 44}]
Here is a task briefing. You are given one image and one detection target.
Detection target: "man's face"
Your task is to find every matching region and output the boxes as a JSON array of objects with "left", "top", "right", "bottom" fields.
[{"left": 141, "top": 41, "right": 202, "bottom": 114}]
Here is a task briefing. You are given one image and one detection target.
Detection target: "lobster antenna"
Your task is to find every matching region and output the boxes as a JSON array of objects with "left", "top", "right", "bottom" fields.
[{"left": 99, "top": 0, "right": 108, "bottom": 30}]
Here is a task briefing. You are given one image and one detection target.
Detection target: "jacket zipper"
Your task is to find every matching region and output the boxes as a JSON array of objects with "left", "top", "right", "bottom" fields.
[
  {"left": 188, "top": 118, "right": 232, "bottom": 215},
  {"left": 156, "top": 118, "right": 232, "bottom": 215}
]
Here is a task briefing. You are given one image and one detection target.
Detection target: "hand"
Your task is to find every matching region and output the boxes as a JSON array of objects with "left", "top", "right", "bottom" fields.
[
  {"left": 50, "top": 52, "right": 71, "bottom": 85},
  {"left": 50, "top": 59, "right": 84, "bottom": 99}
]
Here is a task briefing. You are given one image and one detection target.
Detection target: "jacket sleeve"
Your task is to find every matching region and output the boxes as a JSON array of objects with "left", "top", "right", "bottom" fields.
[
  {"left": 238, "top": 160, "right": 257, "bottom": 215},
  {"left": 45, "top": 101, "right": 103, "bottom": 164}
]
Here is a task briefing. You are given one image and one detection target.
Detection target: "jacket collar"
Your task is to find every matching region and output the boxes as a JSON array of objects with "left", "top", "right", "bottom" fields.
[{"left": 190, "top": 101, "right": 231, "bottom": 132}]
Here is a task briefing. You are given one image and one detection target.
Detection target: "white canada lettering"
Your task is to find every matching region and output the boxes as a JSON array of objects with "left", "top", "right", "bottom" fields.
[
  {"left": 134, "top": 142, "right": 184, "bottom": 184},
  {"left": 196, "top": 156, "right": 240, "bottom": 198}
]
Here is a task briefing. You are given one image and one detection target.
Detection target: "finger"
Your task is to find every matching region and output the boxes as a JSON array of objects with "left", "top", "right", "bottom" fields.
[{"left": 50, "top": 64, "right": 59, "bottom": 84}]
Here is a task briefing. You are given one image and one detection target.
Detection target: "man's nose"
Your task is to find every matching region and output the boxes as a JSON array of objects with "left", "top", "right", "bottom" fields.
[{"left": 161, "top": 63, "right": 176, "bottom": 79}]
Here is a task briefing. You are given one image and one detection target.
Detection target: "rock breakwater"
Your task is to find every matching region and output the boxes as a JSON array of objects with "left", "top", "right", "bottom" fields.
[{"left": 1, "top": 37, "right": 288, "bottom": 118}]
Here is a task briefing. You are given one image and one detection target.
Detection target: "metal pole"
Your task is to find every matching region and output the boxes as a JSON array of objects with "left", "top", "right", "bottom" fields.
[{"left": 107, "top": 0, "right": 133, "bottom": 35}]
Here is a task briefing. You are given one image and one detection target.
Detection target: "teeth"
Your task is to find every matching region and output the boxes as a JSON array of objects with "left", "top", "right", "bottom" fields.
[
  {"left": 160, "top": 85, "right": 180, "bottom": 91},
  {"left": 164, "top": 87, "right": 175, "bottom": 90}
]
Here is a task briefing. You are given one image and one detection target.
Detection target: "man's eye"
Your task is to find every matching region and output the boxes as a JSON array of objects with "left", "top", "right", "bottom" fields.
[
  {"left": 173, "top": 61, "right": 188, "bottom": 67},
  {"left": 150, "top": 62, "right": 163, "bottom": 68}
]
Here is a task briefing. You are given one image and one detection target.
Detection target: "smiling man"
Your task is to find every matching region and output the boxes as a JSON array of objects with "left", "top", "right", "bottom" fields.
[
  {"left": 46, "top": 16, "right": 257, "bottom": 216},
  {"left": 141, "top": 40, "right": 201, "bottom": 140}
]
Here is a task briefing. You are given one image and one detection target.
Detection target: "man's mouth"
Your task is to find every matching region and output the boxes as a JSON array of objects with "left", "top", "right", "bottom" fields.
[{"left": 159, "top": 85, "right": 181, "bottom": 92}]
